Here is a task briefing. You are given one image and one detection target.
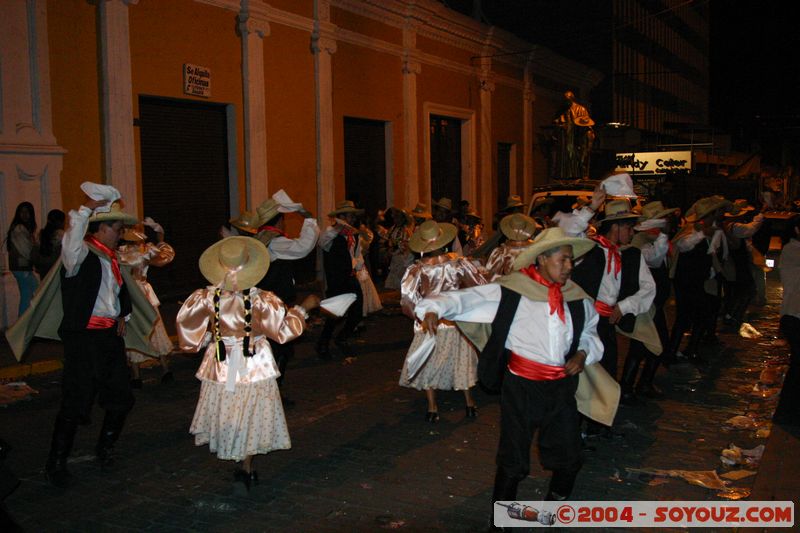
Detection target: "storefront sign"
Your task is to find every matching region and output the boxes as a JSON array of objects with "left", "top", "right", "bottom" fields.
[
  {"left": 183, "top": 63, "right": 211, "bottom": 98},
  {"left": 614, "top": 151, "right": 692, "bottom": 174}
]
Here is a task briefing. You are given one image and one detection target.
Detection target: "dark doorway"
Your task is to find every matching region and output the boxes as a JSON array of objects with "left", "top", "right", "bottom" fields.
[
  {"left": 497, "top": 142, "right": 512, "bottom": 212},
  {"left": 343, "top": 117, "right": 386, "bottom": 218},
  {"left": 138, "top": 96, "right": 231, "bottom": 299},
  {"left": 430, "top": 115, "right": 462, "bottom": 206}
]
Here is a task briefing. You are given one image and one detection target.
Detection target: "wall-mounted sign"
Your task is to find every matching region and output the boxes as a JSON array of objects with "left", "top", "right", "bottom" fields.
[
  {"left": 183, "top": 63, "right": 211, "bottom": 98},
  {"left": 614, "top": 151, "right": 692, "bottom": 174}
]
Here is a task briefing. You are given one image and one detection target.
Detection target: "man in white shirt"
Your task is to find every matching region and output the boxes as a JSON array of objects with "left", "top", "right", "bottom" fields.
[
  {"left": 776, "top": 216, "right": 800, "bottom": 425},
  {"left": 46, "top": 196, "right": 138, "bottom": 488},
  {"left": 415, "top": 227, "right": 603, "bottom": 513}
]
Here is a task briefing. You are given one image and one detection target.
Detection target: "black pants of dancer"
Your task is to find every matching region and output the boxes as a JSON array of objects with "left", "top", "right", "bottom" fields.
[
  {"left": 58, "top": 328, "right": 135, "bottom": 420},
  {"left": 621, "top": 303, "right": 670, "bottom": 392},
  {"left": 667, "top": 282, "right": 704, "bottom": 358},
  {"left": 269, "top": 339, "right": 294, "bottom": 387},
  {"left": 776, "top": 316, "right": 800, "bottom": 425},
  {"left": 493, "top": 371, "right": 582, "bottom": 501},
  {"left": 318, "top": 285, "right": 364, "bottom": 349},
  {"left": 597, "top": 316, "right": 618, "bottom": 380}
]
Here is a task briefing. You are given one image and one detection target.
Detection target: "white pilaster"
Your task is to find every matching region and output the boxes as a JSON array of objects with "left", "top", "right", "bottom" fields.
[
  {"left": 402, "top": 22, "right": 420, "bottom": 208},
  {"left": 523, "top": 58, "right": 535, "bottom": 198},
  {"left": 98, "top": 0, "right": 138, "bottom": 214},
  {"left": 478, "top": 56, "right": 494, "bottom": 224},
  {"left": 312, "top": 0, "right": 337, "bottom": 221},
  {"left": 238, "top": 4, "right": 270, "bottom": 210}
]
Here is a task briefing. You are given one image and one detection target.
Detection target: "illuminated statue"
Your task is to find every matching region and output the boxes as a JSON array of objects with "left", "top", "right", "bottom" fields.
[{"left": 553, "top": 90, "right": 595, "bottom": 180}]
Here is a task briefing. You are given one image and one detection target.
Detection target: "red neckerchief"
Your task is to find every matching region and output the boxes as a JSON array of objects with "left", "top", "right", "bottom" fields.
[
  {"left": 258, "top": 225, "right": 288, "bottom": 238},
  {"left": 85, "top": 235, "right": 122, "bottom": 286},
  {"left": 339, "top": 225, "right": 356, "bottom": 252},
  {"left": 521, "top": 265, "right": 565, "bottom": 323},
  {"left": 592, "top": 235, "right": 621, "bottom": 277}
]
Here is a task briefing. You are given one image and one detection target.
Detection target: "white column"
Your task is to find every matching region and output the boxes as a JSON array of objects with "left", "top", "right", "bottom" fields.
[
  {"left": 312, "top": 0, "right": 337, "bottom": 221},
  {"left": 478, "top": 57, "right": 494, "bottom": 224},
  {"left": 402, "top": 23, "right": 420, "bottom": 208},
  {"left": 98, "top": 0, "right": 138, "bottom": 214},
  {"left": 238, "top": 8, "right": 270, "bottom": 210},
  {"left": 523, "top": 59, "right": 535, "bottom": 198}
]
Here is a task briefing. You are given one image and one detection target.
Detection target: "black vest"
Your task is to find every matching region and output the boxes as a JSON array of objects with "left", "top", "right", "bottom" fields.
[
  {"left": 257, "top": 258, "right": 296, "bottom": 304},
  {"left": 571, "top": 245, "right": 641, "bottom": 332},
  {"left": 322, "top": 234, "right": 359, "bottom": 297},
  {"left": 478, "top": 286, "right": 585, "bottom": 394},
  {"left": 59, "top": 252, "right": 131, "bottom": 334},
  {"left": 674, "top": 238, "right": 711, "bottom": 287}
]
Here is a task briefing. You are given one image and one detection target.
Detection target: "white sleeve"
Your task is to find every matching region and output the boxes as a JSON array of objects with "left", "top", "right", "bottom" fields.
[
  {"left": 675, "top": 230, "right": 704, "bottom": 253},
  {"left": 414, "top": 283, "right": 501, "bottom": 323},
  {"left": 641, "top": 233, "right": 669, "bottom": 267},
  {"left": 269, "top": 218, "right": 320, "bottom": 260},
  {"left": 578, "top": 299, "right": 603, "bottom": 366},
  {"left": 617, "top": 254, "right": 656, "bottom": 316},
  {"left": 731, "top": 214, "right": 764, "bottom": 239},
  {"left": 318, "top": 225, "right": 338, "bottom": 252},
  {"left": 61, "top": 206, "right": 92, "bottom": 277}
]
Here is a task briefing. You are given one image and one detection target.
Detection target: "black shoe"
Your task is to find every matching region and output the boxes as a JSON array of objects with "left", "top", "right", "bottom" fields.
[
  {"left": 316, "top": 343, "right": 331, "bottom": 360},
  {"left": 130, "top": 378, "right": 143, "bottom": 389},
  {"left": 45, "top": 462, "right": 72, "bottom": 488},
  {"left": 334, "top": 338, "right": 352, "bottom": 355},
  {"left": 637, "top": 383, "right": 664, "bottom": 399},
  {"left": 426, "top": 411, "right": 440, "bottom": 423},
  {"left": 249, "top": 470, "right": 259, "bottom": 486},
  {"left": 620, "top": 392, "right": 641, "bottom": 406},
  {"left": 160, "top": 371, "right": 174, "bottom": 384},
  {"left": 233, "top": 468, "right": 251, "bottom": 495},
  {"left": 466, "top": 406, "right": 478, "bottom": 419}
]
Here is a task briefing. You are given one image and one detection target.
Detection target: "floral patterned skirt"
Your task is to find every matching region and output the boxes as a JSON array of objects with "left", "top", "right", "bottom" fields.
[
  {"left": 399, "top": 325, "right": 478, "bottom": 391},
  {"left": 190, "top": 378, "right": 291, "bottom": 461}
]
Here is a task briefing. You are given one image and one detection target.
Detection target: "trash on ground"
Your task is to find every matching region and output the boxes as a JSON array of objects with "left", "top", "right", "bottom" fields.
[
  {"left": 759, "top": 367, "right": 782, "bottom": 385},
  {"left": 0, "top": 382, "right": 38, "bottom": 406},
  {"left": 755, "top": 428, "right": 771, "bottom": 439},
  {"left": 625, "top": 468, "right": 729, "bottom": 490},
  {"left": 739, "top": 323, "right": 762, "bottom": 338},
  {"left": 720, "top": 469, "right": 757, "bottom": 481},
  {"left": 342, "top": 357, "right": 358, "bottom": 365},
  {"left": 720, "top": 444, "right": 765, "bottom": 467},
  {"left": 716, "top": 487, "right": 751, "bottom": 500},
  {"left": 723, "top": 415, "right": 766, "bottom": 430}
]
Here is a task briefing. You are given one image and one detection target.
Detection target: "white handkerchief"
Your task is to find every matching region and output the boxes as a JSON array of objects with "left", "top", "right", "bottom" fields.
[
  {"left": 80, "top": 182, "right": 121, "bottom": 213},
  {"left": 405, "top": 334, "right": 436, "bottom": 382},
  {"left": 320, "top": 293, "right": 357, "bottom": 317},
  {"left": 602, "top": 173, "right": 637, "bottom": 198},
  {"left": 272, "top": 189, "right": 304, "bottom": 213}
]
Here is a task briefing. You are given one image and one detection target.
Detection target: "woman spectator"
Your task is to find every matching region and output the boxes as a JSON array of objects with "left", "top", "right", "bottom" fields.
[{"left": 5, "top": 202, "right": 38, "bottom": 315}]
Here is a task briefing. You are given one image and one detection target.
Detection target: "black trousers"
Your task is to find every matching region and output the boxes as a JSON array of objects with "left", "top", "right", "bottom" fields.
[
  {"left": 667, "top": 281, "right": 704, "bottom": 357},
  {"left": 496, "top": 371, "right": 582, "bottom": 481},
  {"left": 58, "top": 328, "right": 134, "bottom": 420},
  {"left": 597, "top": 316, "right": 618, "bottom": 380},
  {"left": 269, "top": 339, "right": 294, "bottom": 386},
  {"left": 318, "top": 283, "right": 364, "bottom": 348},
  {"left": 776, "top": 315, "right": 800, "bottom": 424}
]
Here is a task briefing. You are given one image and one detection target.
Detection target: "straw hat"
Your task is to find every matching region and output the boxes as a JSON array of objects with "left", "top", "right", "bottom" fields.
[
  {"left": 328, "top": 200, "right": 364, "bottom": 217},
  {"left": 502, "top": 194, "right": 525, "bottom": 212},
  {"left": 88, "top": 201, "right": 137, "bottom": 225},
  {"left": 199, "top": 236, "right": 270, "bottom": 291},
  {"left": 500, "top": 213, "right": 538, "bottom": 241},
  {"left": 724, "top": 199, "right": 755, "bottom": 218},
  {"left": 408, "top": 220, "right": 457, "bottom": 254},
  {"left": 639, "top": 200, "right": 678, "bottom": 221},
  {"left": 685, "top": 195, "right": 731, "bottom": 222},
  {"left": 229, "top": 211, "right": 260, "bottom": 235},
  {"left": 598, "top": 199, "right": 639, "bottom": 225},
  {"left": 122, "top": 224, "right": 146, "bottom": 243},
  {"left": 433, "top": 197, "right": 453, "bottom": 212},
  {"left": 464, "top": 207, "right": 481, "bottom": 221},
  {"left": 410, "top": 203, "right": 432, "bottom": 220},
  {"left": 512, "top": 226, "right": 596, "bottom": 270},
  {"left": 256, "top": 198, "right": 281, "bottom": 226}
]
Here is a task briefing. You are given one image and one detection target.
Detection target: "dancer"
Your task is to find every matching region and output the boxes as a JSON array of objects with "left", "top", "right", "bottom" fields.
[
  {"left": 485, "top": 213, "right": 538, "bottom": 278},
  {"left": 176, "top": 236, "right": 319, "bottom": 493},
  {"left": 118, "top": 219, "right": 176, "bottom": 387},
  {"left": 399, "top": 220, "right": 487, "bottom": 422}
]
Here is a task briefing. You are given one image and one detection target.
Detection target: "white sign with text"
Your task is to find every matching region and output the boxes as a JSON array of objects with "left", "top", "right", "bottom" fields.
[
  {"left": 183, "top": 63, "right": 211, "bottom": 98},
  {"left": 614, "top": 151, "right": 692, "bottom": 174}
]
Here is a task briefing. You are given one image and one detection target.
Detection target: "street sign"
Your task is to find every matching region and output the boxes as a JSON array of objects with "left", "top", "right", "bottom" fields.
[{"left": 614, "top": 151, "right": 692, "bottom": 175}]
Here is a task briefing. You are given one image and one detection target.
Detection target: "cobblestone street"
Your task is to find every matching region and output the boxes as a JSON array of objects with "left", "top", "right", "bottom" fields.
[{"left": 1, "top": 280, "right": 795, "bottom": 532}]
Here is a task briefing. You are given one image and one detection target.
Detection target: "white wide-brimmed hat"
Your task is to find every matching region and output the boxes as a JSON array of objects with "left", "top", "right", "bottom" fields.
[
  {"left": 512, "top": 227, "right": 595, "bottom": 270},
  {"left": 199, "top": 236, "right": 270, "bottom": 291},
  {"left": 500, "top": 213, "right": 538, "bottom": 241},
  {"left": 328, "top": 200, "right": 364, "bottom": 217},
  {"left": 229, "top": 211, "right": 261, "bottom": 235},
  {"left": 598, "top": 199, "right": 639, "bottom": 225}
]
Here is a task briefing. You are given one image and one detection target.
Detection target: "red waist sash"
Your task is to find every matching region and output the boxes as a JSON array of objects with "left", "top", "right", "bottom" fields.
[
  {"left": 594, "top": 300, "right": 614, "bottom": 317},
  {"left": 508, "top": 351, "right": 566, "bottom": 381},
  {"left": 87, "top": 316, "right": 117, "bottom": 330}
]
